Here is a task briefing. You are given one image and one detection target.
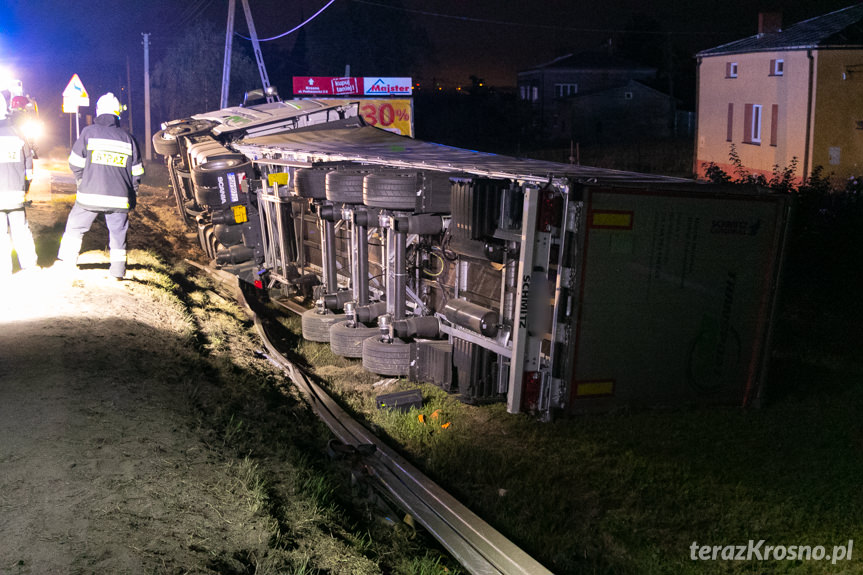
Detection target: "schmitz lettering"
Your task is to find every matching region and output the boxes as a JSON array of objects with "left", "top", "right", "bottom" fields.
[{"left": 518, "top": 274, "right": 531, "bottom": 328}]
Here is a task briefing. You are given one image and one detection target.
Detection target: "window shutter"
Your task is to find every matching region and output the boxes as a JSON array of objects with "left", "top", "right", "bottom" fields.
[
  {"left": 744, "top": 104, "right": 753, "bottom": 143},
  {"left": 727, "top": 103, "right": 734, "bottom": 141},
  {"left": 771, "top": 104, "right": 779, "bottom": 146}
]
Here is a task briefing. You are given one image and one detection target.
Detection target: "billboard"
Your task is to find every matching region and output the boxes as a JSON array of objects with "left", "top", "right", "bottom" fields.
[
  {"left": 358, "top": 99, "right": 413, "bottom": 137},
  {"left": 293, "top": 77, "right": 412, "bottom": 96}
]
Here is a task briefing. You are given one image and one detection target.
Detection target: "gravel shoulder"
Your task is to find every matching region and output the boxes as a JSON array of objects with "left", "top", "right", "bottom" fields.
[{"left": 0, "top": 160, "right": 445, "bottom": 575}]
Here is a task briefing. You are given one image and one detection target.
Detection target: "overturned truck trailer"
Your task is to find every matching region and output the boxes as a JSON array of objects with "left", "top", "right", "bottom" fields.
[{"left": 154, "top": 100, "right": 792, "bottom": 419}]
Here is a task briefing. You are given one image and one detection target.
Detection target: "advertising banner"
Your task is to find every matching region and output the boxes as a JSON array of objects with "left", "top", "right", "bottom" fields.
[
  {"left": 362, "top": 77, "right": 412, "bottom": 96},
  {"left": 293, "top": 77, "right": 412, "bottom": 96},
  {"left": 292, "top": 76, "right": 360, "bottom": 95},
  {"left": 358, "top": 99, "right": 413, "bottom": 137}
]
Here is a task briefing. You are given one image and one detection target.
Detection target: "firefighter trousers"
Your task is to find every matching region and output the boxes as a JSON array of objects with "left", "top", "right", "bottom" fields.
[
  {"left": 57, "top": 203, "right": 129, "bottom": 278},
  {"left": 0, "top": 208, "right": 38, "bottom": 277}
]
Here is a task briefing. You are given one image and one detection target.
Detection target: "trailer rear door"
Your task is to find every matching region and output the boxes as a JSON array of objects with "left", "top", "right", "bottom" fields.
[{"left": 569, "top": 186, "right": 791, "bottom": 410}]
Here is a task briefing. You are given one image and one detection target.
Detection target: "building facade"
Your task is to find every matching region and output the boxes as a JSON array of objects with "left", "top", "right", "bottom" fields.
[
  {"left": 518, "top": 52, "right": 660, "bottom": 143},
  {"left": 695, "top": 4, "right": 863, "bottom": 183}
]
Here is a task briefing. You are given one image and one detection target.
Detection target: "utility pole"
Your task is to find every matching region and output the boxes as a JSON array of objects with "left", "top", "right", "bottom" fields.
[
  {"left": 221, "top": 0, "right": 236, "bottom": 108},
  {"left": 126, "top": 55, "right": 134, "bottom": 134},
  {"left": 142, "top": 32, "right": 152, "bottom": 160},
  {"left": 239, "top": 0, "right": 274, "bottom": 102}
]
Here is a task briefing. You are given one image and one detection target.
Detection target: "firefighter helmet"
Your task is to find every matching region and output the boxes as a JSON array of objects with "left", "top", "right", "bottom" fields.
[{"left": 96, "top": 92, "right": 121, "bottom": 117}]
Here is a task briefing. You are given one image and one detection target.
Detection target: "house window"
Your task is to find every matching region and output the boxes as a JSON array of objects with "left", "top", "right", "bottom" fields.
[
  {"left": 726, "top": 62, "right": 738, "bottom": 78},
  {"left": 727, "top": 103, "right": 734, "bottom": 142},
  {"left": 744, "top": 103, "right": 762, "bottom": 144},
  {"left": 770, "top": 59, "right": 784, "bottom": 76},
  {"left": 770, "top": 104, "right": 779, "bottom": 146},
  {"left": 520, "top": 85, "right": 539, "bottom": 102},
  {"left": 555, "top": 83, "right": 578, "bottom": 97}
]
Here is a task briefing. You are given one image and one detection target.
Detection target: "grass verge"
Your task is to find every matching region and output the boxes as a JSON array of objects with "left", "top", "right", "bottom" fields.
[{"left": 123, "top": 249, "right": 461, "bottom": 574}]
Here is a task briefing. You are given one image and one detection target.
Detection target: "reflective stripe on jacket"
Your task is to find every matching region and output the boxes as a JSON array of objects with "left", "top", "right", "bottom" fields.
[
  {"left": 70, "top": 114, "right": 143, "bottom": 212},
  {"left": 0, "top": 120, "right": 33, "bottom": 210}
]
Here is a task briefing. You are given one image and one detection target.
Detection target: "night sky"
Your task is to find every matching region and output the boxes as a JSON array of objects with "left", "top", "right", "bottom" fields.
[{"left": 2, "top": 0, "right": 858, "bottom": 148}]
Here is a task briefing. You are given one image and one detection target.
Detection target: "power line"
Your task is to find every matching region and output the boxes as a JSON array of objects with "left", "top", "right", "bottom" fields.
[
  {"left": 235, "top": 0, "right": 338, "bottom": 42},
  {"left": 158, "top": 0, "right": 216, "bottom": 38},
  {"left": 349, "top": 0, "right": 724, "bottom": 36}
]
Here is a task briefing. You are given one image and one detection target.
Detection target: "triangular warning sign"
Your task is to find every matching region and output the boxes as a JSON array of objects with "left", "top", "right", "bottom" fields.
[{"left": 62, "top": 74, "right": 89, "bottom": 99}]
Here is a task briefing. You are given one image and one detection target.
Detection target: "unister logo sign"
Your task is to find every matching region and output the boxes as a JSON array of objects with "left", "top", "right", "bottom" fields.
[{"left": 363, "top": 77, "right": 412, "bottom": 95}]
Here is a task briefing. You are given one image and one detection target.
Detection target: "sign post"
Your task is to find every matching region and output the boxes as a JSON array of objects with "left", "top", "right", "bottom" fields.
[{"left": 62, "top": 74, "right": 90, "bottom": 141}]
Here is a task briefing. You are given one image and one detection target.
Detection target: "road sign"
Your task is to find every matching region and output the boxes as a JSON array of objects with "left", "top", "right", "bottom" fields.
[{"left": 62, "top": 74, "right": 90, "bottom": 112}]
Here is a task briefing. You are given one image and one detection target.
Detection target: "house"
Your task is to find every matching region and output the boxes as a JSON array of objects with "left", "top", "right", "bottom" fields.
[
  {"left": 554, "top": 79, "right": 679, "bottom": 144},
  {"left": 517, "top": 51, "right": 662, "bottom": 142},
  {"left": 694, "top": 4, "right": 863, "bottom": 182}
]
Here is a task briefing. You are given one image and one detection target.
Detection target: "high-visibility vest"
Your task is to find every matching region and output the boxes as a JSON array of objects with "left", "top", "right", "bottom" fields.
[
  {"left": 68, "top": 114, "right": 143, "bottom": 212},
  {"left": 0, "top": 122, "right": 32, "bottom": 210}
]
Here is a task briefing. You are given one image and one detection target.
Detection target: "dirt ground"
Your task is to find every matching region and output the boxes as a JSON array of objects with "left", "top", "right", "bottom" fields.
[
  {"left": 0, "top": 160, "right": 267, "bottom": 574},
  {"left": 0, "top": 159, "right": 411, "bottom": 574}
]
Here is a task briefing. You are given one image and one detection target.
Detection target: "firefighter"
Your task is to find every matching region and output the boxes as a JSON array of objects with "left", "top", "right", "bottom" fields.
[
  {"left": 56, "top": 92, "right": 143, "bottom": 280},
  {"left": 0, "top": 92, "right": 38, "bottom": 279}
]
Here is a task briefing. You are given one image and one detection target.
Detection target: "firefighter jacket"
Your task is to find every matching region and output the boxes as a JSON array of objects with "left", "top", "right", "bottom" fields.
[
  {"left": 69, "top": 114, "right": 144, "bottom": 212},
  {"left": 0, "top": 118, "right": 33, "bottom": 211}
]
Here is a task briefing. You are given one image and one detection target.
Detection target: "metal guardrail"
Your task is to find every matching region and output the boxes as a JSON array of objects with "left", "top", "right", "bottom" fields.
[
  {"left": 252, "top": 312, "right": 553, "bottom": 575},
  {"left": 186, "top": 260, "right": 553, "bottom": 574}
]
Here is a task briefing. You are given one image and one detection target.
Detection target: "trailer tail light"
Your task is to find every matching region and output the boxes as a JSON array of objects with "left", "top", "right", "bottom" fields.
[
  {"left": 538, "top": 188, "right": 562, "bottom": 232},
  {"left": 521, "top": 371, "right": 542, "bottom": 412},
  {"left": 254, "top": 279, "right": 264, "bottom": 289}
]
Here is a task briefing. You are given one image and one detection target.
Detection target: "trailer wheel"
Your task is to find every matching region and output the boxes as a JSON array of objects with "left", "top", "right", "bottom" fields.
[
  {"left": 326, "top": 169, "right": 369, "bottom": 204},
  {"left": 153, "top": 129, "right": 181, "bottom": 157},
  {"left": 153, "top": 119, "right": 215, "bottom": 157},
  {"left": 362, "top": 336, "right": 413, "bottom": 376},
  {"left": 294, "top": 168, "right": 329, "bottom": 200},
  {"left": 363, "top": 171, "right": 419, "bottom": 211},
  {"left": 301, "top": 309, "right": 347, "bottom": 342},
  {"left": 191, "top": 156, "right": 252, "bottom": 189},
  {"left": 329, "top": 321, "right": 378, "bottom": 358}
]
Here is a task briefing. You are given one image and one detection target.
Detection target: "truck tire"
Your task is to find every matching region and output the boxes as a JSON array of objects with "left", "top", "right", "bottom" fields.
[
  {"left": 329, "top": 321, "right": 379, "bottom": 358},
  {"left": 153, "top": 129, "right": 181, "bottom": 157},
  {"left": 153, "top": 119, "right": 215, "bottom": 157},
  {"left": 362, "top": 336, "right": 413, "bottom": 376},
  {"left": 301, "top": 309, "right": 347, "bottom": 342},
  {"left": 294, "top": 168, "right": 329, "bottom": 200},
  {"left": 326, "top": 169, "right": 369, "bottom": 204},
  {"left": 363, "top": 171, "right": 418, "bottom": 211},
  {"left": 191, "top": 156, "right": 252, "bottom": 189}
]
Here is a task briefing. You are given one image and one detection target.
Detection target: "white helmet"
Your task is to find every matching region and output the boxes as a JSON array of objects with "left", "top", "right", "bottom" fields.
[
  {"left": 0, "top": 93, "right": 7, "bottom": 120},
  {"left": 96, "top": 92, "right": 121, "bottom": 117}
]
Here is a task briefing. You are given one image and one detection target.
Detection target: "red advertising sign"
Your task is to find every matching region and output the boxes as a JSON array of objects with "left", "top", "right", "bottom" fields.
[
  {"left": 293, "top": 76, "right": 361, "bottom": 95},
  {"left": 292, "top": 77, "right": 412, "bottom": 96}
]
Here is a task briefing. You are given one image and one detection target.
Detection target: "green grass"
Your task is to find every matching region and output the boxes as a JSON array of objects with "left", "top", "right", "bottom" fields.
[
  {"left": 285, "top": 243, "right": 863, "bottom": 574},
  {"left": 110, "top": 250, "right": 460, "bottom": 575},
  {"left": 128, "top": 179, "right": 861, "bottom": 574}
]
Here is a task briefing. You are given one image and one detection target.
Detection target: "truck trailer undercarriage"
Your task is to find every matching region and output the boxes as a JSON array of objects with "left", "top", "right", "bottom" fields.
[{"left": 154, "top": 99, "right": 792, "bottom": 419}]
